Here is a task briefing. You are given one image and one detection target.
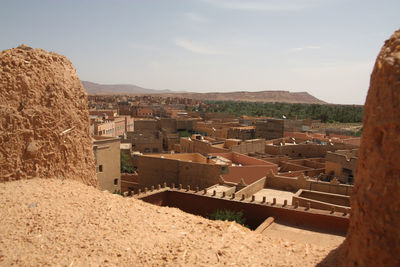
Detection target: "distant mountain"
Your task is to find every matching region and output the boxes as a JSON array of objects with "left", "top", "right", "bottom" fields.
[
  {"left": 82, "top": 81, "right": 173, "bottom": 95},
  {"left": 158, "top": 91, "right": 326, "bottom": 104},
  {"left": 82, "top": 81, "right": 326, "bottom": 104}
]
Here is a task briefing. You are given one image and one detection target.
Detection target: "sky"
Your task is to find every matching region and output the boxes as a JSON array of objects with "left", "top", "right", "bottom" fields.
[{"left": 1, "top": 0, "right": 399, "bottom": 104}]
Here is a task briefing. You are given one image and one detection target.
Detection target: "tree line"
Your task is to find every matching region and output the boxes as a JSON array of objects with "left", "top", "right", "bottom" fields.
[{"left": 194, "top": 101, "right": 364, "bottom": 123}]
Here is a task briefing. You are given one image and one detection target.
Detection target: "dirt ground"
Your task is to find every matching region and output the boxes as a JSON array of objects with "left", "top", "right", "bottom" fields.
[{"left": 0, "top": 178, "right": 337, "bottom": 266}]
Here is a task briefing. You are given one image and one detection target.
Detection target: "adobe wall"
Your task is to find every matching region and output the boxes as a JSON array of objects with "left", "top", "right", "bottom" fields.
[
  {"left": 93, "top": 137, "right": 121, "bottom": 192},
  {"left": 279, "top": 168, "right": 325, "bottom": 178},
  {"left": 89, "top": 109, "right": 117, "bottom": 119},
  {"left": 139, "top": 190, "right": 349, "bottom": 234},
  {"left": 126, "top": 131, "right": 163, "bottom": 153},
  {"left": 298, "top": 190, "right": 350, "bottom": 207},
  {"left": 288, "top": 159, "right": 325, "bottom": 169},
  {"left": 222, "top": 166, "right": 276, "bottom": 185},
  {"left": 231, "top": 139, "right": 265, "bottom": 154},
  {"left": 120, "top": 173, "right": 139, "bottom": 192},
  {"left": 310, "top": 181, "right": 352, "bottom": 196},
  {"left": 114, "top": 117, "right": 126, "bottom": 137},
  {"left": 341, "top": 138, "right": 361, "bottom": 147},
  {"left": 158, "top": 118, "right": 177, "bottom": 132},
  {"left": 177, "top": 161, "right": 222, "bottom": 189},
  {"left": 121, "top": 173, "right": 139, "bottom": 183},
  {"left": 176, "top": 119, "right": 196, "bottom": 131},
  {"left": 138, "top": 156, "right": 179, "bottom": 187},
  {"left": 95, "top": 121, "right": 115, "bottom": 137},
  {"left": 265, "top": 172, "right": 353, "bottom": 196},
  {"left": 137, "top": 155, "right": 223, "bottom": 189},
  {"left": 325, "top": 151, "right": 358, "bottom": 173},
  {"left": 133, "top": 119, "right": 158, "bottom": 131},
  {"left": 325, "top": 161, "right": 342, "bottom": 176},
  {"left": 236, "top": 177, "right": 267, "bottom": 198},
  {"left": 264, "top": 143, "right": 354, "bottom": 158},
  {"left": 146, "top": 153, "right": 208, "bottom": 163},
  {"left": 337, "top": 29, "right": 400, "bottom": 267},
  {"left": 210, "top": 152, "right": 276, "bottom": 167},
  {"left": 232, "top": 152, "right": 273, "bottom": 166},
  {"left": 204, "top": 112, "right": 236, "bottom": 121},
  {"left": 0, "top": 45, "right": 97, "bottom": 186},
  {"left": 280, "top": 161, "right": 312, "bottom": 172},
  {"left": 293, "top": 196, "right": 348, "bottom": 213},
  {"left": 227, "top": 127, "right": 255, "bottom": 140},
  {"left": 134, "top": 142, "right": 163, "bottom": 153},
  {"left": 255, "top": 119, "right": 284, "bottom": 140},
  {"left": 134, "top": 107, "right": 153, "bottom": 117},
  {"left": 223, "top": 139, "right": 241, "bottom": 149},
  {"left": 188, "top": 139, "right": 229, "bottom": 155},
  {"left": 284, "top": 119, "right": 304, "bottom": 132}
]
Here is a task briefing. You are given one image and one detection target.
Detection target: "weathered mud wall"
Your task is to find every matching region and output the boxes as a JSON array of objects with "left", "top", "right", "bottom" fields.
[
  {"left": 0, "top": 45, "right": 97, "bottom": 187},
  {"left": 340, "top": 30, "right": 400, "bottom": 266}
]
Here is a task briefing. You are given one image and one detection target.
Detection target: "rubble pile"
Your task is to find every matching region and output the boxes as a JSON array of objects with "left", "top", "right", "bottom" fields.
[{"left": 0, "top": 45, "right": 97, "bottom": 186}]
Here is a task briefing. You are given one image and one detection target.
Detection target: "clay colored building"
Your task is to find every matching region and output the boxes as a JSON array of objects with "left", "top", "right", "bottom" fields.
[
  {"left": 264, "top": 136, "right": 356, "bottom": 158},
  {"left": 134, "top": 107, "right": 153, "bottom": 118},
  {"left": 137, "top": 153, "right": 228, "bottom": 189},
  {"left": 227, "top": 126, "right": 256, "bottom": 140},
  {"left": 117, "top": 101, "right": 131, "bottom": 115},
  {"left": 123, "top": 116, "right": 135, "bottom": 133},
  {"left": 93, "top": 136, "right": 121, "bottom": 192},
  {"left": 89, "top": 109, "right": 117, "bottom": 120},
  {"left": 94, "top": 120, "right": 115, "bottom": 137},
  {"left": 325, "top": 149, "right": 358, "bottom": 184},
  {"left": 176, "top": 135, "right": 265, "bottom": 155},
  {"left": 177, "top": 135, "right": 229, "bottom": 155},
  {"left": 255, "top": 119, "right": 284, "bottom": 140},
  {"left": 113, "top": 116, "right": 126, "bottom": 137},
  {"left": 126, "top": 119, "right": 163, "bottom": 153},
  {"left": 209, "top": 152, "right": 278, "bottom": 185}
]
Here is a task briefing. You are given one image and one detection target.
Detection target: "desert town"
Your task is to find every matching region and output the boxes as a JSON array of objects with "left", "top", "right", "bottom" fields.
[{"left": 0, "top": 1, "right": 399, "bottom": 265}]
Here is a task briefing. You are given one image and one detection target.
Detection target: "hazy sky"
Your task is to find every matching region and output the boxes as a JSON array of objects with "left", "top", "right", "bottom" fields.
[{"left": 1, "top": 0, "right": 399, "bottom": 104}]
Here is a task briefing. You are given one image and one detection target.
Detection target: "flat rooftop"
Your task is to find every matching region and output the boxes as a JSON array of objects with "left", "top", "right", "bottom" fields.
[
  {"left": 206, "top": 184, "right": 235, "bottom": 197},
  {"left": 144, "top": 153, "right": 211, "bottom": 164},
  {"left": 251, "top": 188, "right": 294, "bottom": 205}
]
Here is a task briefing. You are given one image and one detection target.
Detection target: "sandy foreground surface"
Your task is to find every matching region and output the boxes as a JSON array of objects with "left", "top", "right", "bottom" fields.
[{"left": 0, "top": 179, "right": 337, "bottom": 266}]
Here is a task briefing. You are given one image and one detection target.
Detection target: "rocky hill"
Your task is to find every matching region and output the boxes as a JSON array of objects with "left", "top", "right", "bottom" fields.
[{"left": 82, "top": 81, "right": 326, "bottom": 104}]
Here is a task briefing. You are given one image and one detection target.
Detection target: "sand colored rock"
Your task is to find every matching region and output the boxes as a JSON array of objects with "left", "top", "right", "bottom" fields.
[
  {"left": 0, "top": 45, "right": 97, "bottom": 186},
  {"left": 0, "top": 178, "right": 334, "bottom": 266},
  {"left": 338, "top": 30, "right": 400, "bottom": 266}
]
